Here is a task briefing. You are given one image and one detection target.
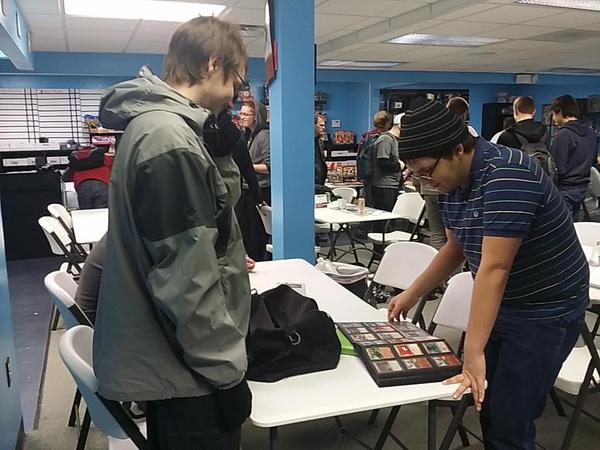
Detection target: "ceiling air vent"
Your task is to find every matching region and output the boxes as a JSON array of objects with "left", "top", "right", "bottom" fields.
[{"left": 239, "top": 25, "right": 265, "bottom": 39}]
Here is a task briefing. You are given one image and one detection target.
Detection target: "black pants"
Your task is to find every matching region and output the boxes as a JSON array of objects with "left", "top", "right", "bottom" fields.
[
  {"left": 560, "top": 185, "right": 587, "bottom": 222},
  {"left": 146, "top": 395, "right": 241, "bottom": 450},
  {"left": 77, "top": 179, "right": 108, "bottom": 209},
  {"left": 235, "top": 187, "right": 271, "bottom": 261},
  {"left": 480, "top": 315, "right": 584, "bottom": 449},
  {"left": 369, "top": 186, "right": 398, "bottom": 256}
]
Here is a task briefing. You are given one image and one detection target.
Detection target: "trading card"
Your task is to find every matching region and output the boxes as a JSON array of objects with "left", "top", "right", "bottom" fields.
[
  {"left": 352, "top": 333, "right": 378, "bottom": 342},
  {"left": 422, "top": 341, "right": 451, "bottom": 354},
  {"left": 411, "top": 335, "right": 439, "bottom": 342},
  {"left": 376, "top": 332, "right": 403, "bottom": 340},
  {"left": 394, "top": 344, "right": 422, "bottom": 357},
  {"left": 365, "top": 346, "right": 395, "bottom": 361},
  {"left": 338, "top": 322, "right": 365, "bottom": 328},
  {"left": 402, "top": 357, "right": 432, "bottom": 369},
  {"left": 370, "top": 325, "right": 396, "bottom": 333},
  {"left": 431, "top": 354, "right": 462, "bottom": 367},
  {"left": 355, "top": 327, "right": 370, "bottom": 334},
  {"left": 363, "top": 340, "right": 389, "bottom": 346},
  {"left": 386, "top": 338, "right": 413, "bottom": 344},
  {"left": 373, "top": 360, "right": 404, "bottom": 374}
]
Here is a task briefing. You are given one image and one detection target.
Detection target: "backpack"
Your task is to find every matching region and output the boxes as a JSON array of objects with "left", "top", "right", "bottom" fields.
[
  {"left": 356, "top": 133, "right": 380, "bottom": 181},
  {"left": 512, "top": 130, "right": 558, "bottom": 184},
  {"left": 246, "top": 284, "right": 341, "bottom": 382}
]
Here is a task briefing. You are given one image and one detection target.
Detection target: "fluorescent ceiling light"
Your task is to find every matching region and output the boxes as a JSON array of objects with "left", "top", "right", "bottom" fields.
[
  {"left": 387, "top": 33, "right": 504, "bottom": 47},
  {"left": 64, "top": 0, "right": 226, "bottom": 22},
  {"left": 517, "top": 0, "right": 600, "bottom": 11},
  {"left": 319, "top": 60, "right": 401, "bottom": 68}
]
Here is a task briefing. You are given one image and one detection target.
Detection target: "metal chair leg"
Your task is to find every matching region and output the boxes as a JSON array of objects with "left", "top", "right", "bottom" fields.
[
  {"left": 68, "top": 389, "right": 82, "bottom": 427},
  {"left": 51, "top": 305, "right": 61, "bottom": 331},
  {"left": 367, "top": 409, "right": 379, "bottom": 425},
  {"left": 428, "top": 402, "right": 436, "bottom": 450},
  {"left": 551, "top": 388, "right": 567, "bottom": 417},
  {"left": 76, "top": 408, "right": 91, "bottom": 450}
]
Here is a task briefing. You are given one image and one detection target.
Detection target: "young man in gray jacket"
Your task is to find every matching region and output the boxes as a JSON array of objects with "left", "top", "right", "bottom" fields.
[{"left": 93, "top": 17, "right": 252, "bottom": 449}]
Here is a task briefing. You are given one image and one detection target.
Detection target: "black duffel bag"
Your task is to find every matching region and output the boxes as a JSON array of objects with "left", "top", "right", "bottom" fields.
[{"left": 246, "top": 284, "right": 341, "bottom": 382}]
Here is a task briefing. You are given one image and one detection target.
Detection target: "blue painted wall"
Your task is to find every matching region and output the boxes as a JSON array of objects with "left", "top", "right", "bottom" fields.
[
  {"left": 1, "top": 51, "right": 600, "bottom": 136},
  {"left": 0, "top": 199, "right": 22, "bottom": 450}
]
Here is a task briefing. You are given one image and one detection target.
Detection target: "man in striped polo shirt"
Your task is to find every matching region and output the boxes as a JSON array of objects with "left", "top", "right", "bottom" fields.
[{"left": 388, "top": 100, "right": 588, "bottom": 449}]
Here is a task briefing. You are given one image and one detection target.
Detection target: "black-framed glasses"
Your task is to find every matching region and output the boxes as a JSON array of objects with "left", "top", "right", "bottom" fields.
[
  {"left": 233, "top": 68, "right": 251, "bottom": 100},
  {"left": 410, "top": 158, "right": 440, "bottom": 181}
]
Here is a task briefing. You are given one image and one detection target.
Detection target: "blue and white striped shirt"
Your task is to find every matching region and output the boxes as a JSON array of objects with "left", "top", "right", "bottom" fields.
[{"left": 440, "top": 138, "right": 589, "bottom": 324}]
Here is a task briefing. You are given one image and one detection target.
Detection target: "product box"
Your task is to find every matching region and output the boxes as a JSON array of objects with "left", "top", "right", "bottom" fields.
[{"left": 337, "top": 321, "right": 462, "bottom": 387}]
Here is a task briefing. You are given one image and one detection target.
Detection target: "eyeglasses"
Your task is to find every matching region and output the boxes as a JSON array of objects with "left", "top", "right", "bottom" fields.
[
  {"left": 410, "top": 158, "right": 440, "bottom": 181},
  {"left": 233, "top": 68, "right": 251, "bottom": 101},
  {"left": 239, "top": 112, "right": 255, "bottom": 117}
]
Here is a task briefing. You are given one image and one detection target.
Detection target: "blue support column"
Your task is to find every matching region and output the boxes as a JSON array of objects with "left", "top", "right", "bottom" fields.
[{"left": 269, "top": 0, "right": 315, "bottom": 262}]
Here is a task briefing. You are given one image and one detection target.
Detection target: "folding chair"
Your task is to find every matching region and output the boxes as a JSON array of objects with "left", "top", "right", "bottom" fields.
[
  {"left": 582, "top": 167, "right": 600, "bottom": 221},
  {"left": 553, "top": 306, "right": 600, "bottom": 450},
  {"left": 257, "top": 205, "right": 320, "bottom": 257},
  {"left": 573, "top": 222, "right": 600, "bottom": 306},
  {"left": 38, "top": 216, "right": 86, "bottom": 276},
  {"left": 47, "top": 203, "right": 90, "bottom": 255},
  {"left": 59, "top": 325, "right": 148, "bottom": 450},
  {"left": 45, "top": 271, "right": 93, "bottom": 433},
  {"left": 367, "top": 192, "right": 426, "bottom": 268},
  {"left": 332, "top": 187, "right": 357, "bottom": 203},
  {"left": 425, "top": 272, "right": 481, "bottom": 449},
  {"left": 364, "top": 241, "right": 438, "bottom": 329}
]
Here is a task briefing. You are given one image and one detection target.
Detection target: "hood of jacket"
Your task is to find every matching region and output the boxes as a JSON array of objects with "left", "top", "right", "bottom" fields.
[
  {"left": 562, "top": 118, "right": 595, "bottom": 138},
  {"left": 99, "top": 66, "right": 212, "bottom": 136},
  {"left": 508, "top": 118, "right": 547, "bottom": 142},
  {"left": 248, "top": 99, "right": 268, "bottom": 138}
]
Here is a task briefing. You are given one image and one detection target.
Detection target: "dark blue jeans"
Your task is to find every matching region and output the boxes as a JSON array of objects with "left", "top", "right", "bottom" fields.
[
  {"left": 480, "top": 315, "right": 584, "bottom": 450},
  {"left": 560, "top": 186, "right": 588, "bottom": 222},
  {"left": 77, "top": 179, "right": 108, "bottom": 209}
]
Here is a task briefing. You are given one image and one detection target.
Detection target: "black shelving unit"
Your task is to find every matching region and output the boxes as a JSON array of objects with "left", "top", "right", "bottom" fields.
[
  {"left": 481, "top": 102, "right": 514, "bottom": 140},
  {"left": 379, "top": 89, "right": 469, "bottom": 117},
  {"left": 0, "top": 149, "right": 71, "bottom": 174}
]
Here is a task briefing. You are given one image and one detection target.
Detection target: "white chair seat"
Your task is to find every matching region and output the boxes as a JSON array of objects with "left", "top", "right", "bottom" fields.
[
  {"left": 266, "top": 243, "right": 321, "bottom": 255},
  {"left": 589, "top": 287, "right": 600, "bottom": 304},
  {"left": 555, "top": 346, "right": 600, "bottom": 396},
  {"left": 367, "top": 230, "right": 413, "bottom": 244}
]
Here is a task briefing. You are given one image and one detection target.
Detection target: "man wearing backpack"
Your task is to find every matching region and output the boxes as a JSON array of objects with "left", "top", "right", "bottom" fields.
[
  {"left": 498, "top": 96, "right": 548, "bottom": 152},
  {"left": 549, "top": 95, "right": 597, "bottom": 220}
]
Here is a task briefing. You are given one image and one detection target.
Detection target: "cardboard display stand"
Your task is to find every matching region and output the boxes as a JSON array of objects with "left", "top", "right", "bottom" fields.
[{"left": 338, "top": 321, "right": 462, "bottom": 387}]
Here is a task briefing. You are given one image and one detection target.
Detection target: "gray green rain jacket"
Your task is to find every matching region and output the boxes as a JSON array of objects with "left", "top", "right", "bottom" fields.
[{"left": 92, "top": 67, "right": 251, "bottom": 401}]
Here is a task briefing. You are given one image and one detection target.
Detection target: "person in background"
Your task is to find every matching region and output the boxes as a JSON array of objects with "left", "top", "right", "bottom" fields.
[
  {"left": 490, "top": 117, "right": 515, "bottom": 144},
  {"left": 390, "top": 99, "right": 587, "bottom": 450},
  {"left": 93, "top": 16, "right": 253, "bottom": 449},
  {"left": 447, "top": 96, "right": 469, "bottom": 122},
  {"left": 359, "top": 111, "right": 393, "bottom": 207},
  {"left": 65, "top": 146, "right": 113, "bottom": 209},
  {"left": 315, "top": 113, "right": 328, "bottom": 186},
  {"left": 370, "top": 113, "right": 403, "bottom": 254},
  {"left": 550, "top": 95, "right": 597, "bottom": 220},
  {"left": 497, "top": 96, "right": 548, "bottom": 151},
  {"left": 237, "top": 99, "right": 271, "bottom": 261}
]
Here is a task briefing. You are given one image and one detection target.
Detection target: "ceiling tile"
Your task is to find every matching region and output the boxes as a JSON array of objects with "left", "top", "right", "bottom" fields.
[
  {"left": 223, "top": 7, "right": 265, "bottom": 26},
  {"left": 67, "top": 30, "right": 134, "bottom": 42},
  {"left": 16, "top": 0, "right": 61, "bottom": 15},
  {"left": 29, "top": 27, "right": 64, "bottom": 41},
  {"left": 135, "top": 20, "right": 181, "bottom": 35},
  {"left": 65, "top": 16, "right": 139, "bottom": 32},
  {"left": 316, "top": 14, "right": 378, "bottom": 33},
  {"left": 30, "top": 35, "right": 66, "bottom": 52},
  {"left": 434, "top": 3, "right": 501, "bottom": 21},
  {"left": 68, "top": 39, "right": 128, "bottom": 53},
  {"left": 317, "top": 0, "right": 423, "bottom": 17},
  {"left": 461, "top": 4, "right": 563, "bottom": 24},
  {"left": 420, "top": 21, "right": 505, "bottom": 37},
  {"left": 22, "top": 13, "right": 63, "bottom": 28},
  {"left": 526, "top": 10, "right": 600, "bottom": 28},
  {"left": 478, "top": 24, "right": 562, "bottom": 40}
]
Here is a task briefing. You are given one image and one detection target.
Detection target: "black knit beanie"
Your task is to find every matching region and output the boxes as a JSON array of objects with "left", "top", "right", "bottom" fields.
[{"left": 397, "top": 99, "right": 468, "bottom": 160}]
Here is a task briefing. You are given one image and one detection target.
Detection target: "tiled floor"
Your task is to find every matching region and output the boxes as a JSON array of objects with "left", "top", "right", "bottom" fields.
[{"left": 8, "top": 256, "right": 62, "bottom": 431}]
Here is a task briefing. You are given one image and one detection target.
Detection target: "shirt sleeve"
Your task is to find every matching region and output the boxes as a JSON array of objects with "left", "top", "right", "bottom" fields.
[
  {"left": 482, "top": 165, "right": 544, "bottom": 238},
  {"left": 376, "top": 136, "right": 393, "bottom": 159}
]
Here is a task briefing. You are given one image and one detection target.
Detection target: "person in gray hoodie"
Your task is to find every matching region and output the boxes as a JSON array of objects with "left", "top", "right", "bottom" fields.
[
  {"left": 93, "top": 17, "right": 252, "bottom": 449},
  {"left": 236, "top": 99, "right": 271, "bottom": 260}
]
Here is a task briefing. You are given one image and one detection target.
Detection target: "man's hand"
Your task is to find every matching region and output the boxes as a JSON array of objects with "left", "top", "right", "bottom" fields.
[
  {"left": 245, "top": 256, "right": 255, "bottom": 272},
  {"left": 387, "top": 292, "right": 419, "bottom": 321},
  {"left": 443, "top": 349, "right": 486, "bottom": 411}
]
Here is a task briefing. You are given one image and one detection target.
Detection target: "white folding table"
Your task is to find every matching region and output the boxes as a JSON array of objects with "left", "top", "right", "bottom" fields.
[
  {"left": 70, "top": 208, "right": 108, "bottom": 244},
  {"left": 248, "top": 259, "right": 460, "bottom": 450},
  {"left": 315, "top": 206, "right": 403, "bottom": 263}
]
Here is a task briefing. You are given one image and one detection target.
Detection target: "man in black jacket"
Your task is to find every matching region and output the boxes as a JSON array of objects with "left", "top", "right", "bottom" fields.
[
  {"left": 314, "top": 113, "right": 328, "bottom": 186},
  {"left": 497, "top": 96, "right": 548, "bottom": 151},
  {"left": 550, "top": 95, "right": 597, "bottom": 219}
]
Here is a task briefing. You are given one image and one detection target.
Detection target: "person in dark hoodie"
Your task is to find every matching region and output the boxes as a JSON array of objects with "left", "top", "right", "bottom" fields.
[
  {"left": 497, "top": 96, "right": 548, "bottom": 152},
  {"left": 237, "top": 99, "right": 270, "bottom": 261},
  {"left": 550, "top": 95, "right": 597, "bottom": 219},
  {"left": 315, "top": 113, "right": 328, "bottom": 186},
  {"left": 93, "top": 17, "right": 252, "bottom": 449}
]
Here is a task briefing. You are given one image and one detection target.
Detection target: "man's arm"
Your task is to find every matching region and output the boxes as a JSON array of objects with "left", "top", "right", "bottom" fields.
[
  {"left": 133, "top": 145, "right": 247, "bottom": 389},
  {"left": 496, "top": 130, "right": 519, "bottom": 149},
  {"left": 254, "top": 129, "right": 270, "bottom": 175},
  {"left": 388, "top": 229, "right": 464, "bottom": 320},
  {"left": 549, "top": 130, "right": 570, "bottom": 176}
]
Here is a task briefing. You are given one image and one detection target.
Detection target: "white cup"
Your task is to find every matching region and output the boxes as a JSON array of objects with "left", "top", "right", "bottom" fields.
[{"left": 338, "top": 198, "right": 347, "bottom": 209}]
